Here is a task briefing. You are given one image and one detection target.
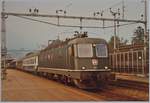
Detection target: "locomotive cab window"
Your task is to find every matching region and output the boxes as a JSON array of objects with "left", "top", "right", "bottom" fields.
[
  {"left": 96, "top": 44, "right": 108, "bottom": 57},
  {"left": 77, "top": 44, "right": 93, "bottom": 57}
]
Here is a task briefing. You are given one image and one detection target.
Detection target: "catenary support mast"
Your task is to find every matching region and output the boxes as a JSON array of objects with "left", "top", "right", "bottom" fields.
[{"left": 1, "top": 0, "right": 7, "bottom": 80}]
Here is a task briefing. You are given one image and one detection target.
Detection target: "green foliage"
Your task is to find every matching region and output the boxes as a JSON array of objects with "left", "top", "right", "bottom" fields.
[
  {"left": 132, "top": 26, "right": 144, "bottom": 44},
  {"left": 108, "top": 35, "right": 128, "bottom": 52}
]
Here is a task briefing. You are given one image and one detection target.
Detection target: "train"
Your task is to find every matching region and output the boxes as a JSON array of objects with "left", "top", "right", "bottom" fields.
[
  {"left": 8, "top": 60, "right": 17, "bottom": 69},
  {"left": 14, "top": 33, "right": 115, "bottom": 89}
]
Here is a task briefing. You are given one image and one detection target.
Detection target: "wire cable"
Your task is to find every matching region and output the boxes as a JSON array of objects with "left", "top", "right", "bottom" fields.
[{"left": 13, "top": 15, "right": 139, "bottom": 29}]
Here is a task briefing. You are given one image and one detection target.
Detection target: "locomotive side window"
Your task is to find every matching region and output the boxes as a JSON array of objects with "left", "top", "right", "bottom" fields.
[
  {"left": 96, "top": 44, "right": 108, "bottom": 57},
  {"left": 77, "top": 44, "right": 93, "bottom": 57}
]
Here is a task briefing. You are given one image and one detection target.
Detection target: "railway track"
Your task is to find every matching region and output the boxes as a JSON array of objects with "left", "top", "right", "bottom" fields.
[
  {"left": 101, "top": 85, "right": 148, "bottom": 101},
  {"left": 34, "top": 70, "right": 149, "bottom": 101},
  {"left": 59, "top": 83, "right": 148, "bottom": 101},
  {"left": 109, "top": 79, "right": 149, "bottom": 92},
  {"left": 36, "top": 69, "right": 149, "bottom": 92}
]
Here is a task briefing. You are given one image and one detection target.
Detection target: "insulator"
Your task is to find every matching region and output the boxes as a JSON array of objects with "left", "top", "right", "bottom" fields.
[
  {"left": 93, "top": 12, "right": 96, "bottom": 16},
  {"left": 37, "top": 9, "right": 39, "bottom": 13},
  {"left": 141, "top": 14, "right": 144, "bottom": 17},
  {"left": 29, "top": 9, "right": 31, "bottom": 12},
  {"left": 59, "top": 9, "right": 63, "bottom": 12},
  {"left": 34, "top": 8, "right": 36, "bottom": 12}
]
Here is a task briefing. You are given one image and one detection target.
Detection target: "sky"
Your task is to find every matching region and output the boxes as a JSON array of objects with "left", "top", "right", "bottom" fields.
[{"left": 0, "top": 0, "right": 149, "bottom": 58}]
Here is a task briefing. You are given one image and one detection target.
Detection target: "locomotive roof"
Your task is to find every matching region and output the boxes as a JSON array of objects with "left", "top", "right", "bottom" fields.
[
  {"left": 68, "top": 37, "right": 107, "bottom": 45},
  {"left": 42, "top": 32, "right": 107, "bottom": 51}
]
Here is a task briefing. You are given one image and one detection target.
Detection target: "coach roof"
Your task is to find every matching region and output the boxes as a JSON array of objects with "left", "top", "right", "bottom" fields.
[{"left": 24, "top": 51, "right": 40, "bottom": 58}]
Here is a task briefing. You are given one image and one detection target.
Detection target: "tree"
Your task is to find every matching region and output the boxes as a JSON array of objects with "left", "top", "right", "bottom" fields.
[
  {"left": 108, "top": 36, "right": 128, "bottom": 52},
  {"left": 132, "top": 26, "right": 144, "bottom": 45}
]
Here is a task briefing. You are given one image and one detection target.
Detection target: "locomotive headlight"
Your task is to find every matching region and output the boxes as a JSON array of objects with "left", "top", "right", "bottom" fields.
[
  {"left": 93, "top": 44, "right": 96, "bottom": 47},
  {"left": 92, "top": 59, "right": 98, "bottom": 65},
  {"left": 104, "top": 66, "right": 108, "bottom": 69},
  {"left": 82, "top": 66, "right": 86, "bottom": 70}
]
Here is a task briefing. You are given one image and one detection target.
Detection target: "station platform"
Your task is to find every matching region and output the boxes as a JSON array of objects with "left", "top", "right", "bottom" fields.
[
  {"left": 115, "top": 72, "right": 149, "bottom": 84},
  {"left": 1, "top": 69, "right": 101, "bottom": 101}
]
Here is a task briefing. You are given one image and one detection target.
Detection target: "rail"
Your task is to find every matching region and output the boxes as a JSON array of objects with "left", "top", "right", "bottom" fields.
[{"left": 109, "top": 79, "right": 149, "bottom": 91}]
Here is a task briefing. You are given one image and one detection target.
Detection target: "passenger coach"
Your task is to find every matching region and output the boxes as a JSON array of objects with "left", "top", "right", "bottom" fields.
[{"left": 22, "top": 52, "right": 39, "bottom": 72}]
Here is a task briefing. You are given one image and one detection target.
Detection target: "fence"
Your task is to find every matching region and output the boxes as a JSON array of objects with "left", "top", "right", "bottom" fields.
[{"left": 109, "top": 44, "right": 149, "bottom": 76}]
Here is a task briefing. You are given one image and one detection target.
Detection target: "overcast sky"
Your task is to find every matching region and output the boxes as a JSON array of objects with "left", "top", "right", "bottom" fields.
[{"left": 0, "top": 0, "right": 149, "bottom": 58}]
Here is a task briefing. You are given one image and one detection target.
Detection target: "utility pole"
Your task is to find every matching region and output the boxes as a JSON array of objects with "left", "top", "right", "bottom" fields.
[
  {"left": 80, "top": 18, "right": 82, "bottom": 33},
  {"left": 143, "top": 0, "right": 148, "bottom": 76},
  {"left": 1, "top": 0, "right": 7, "bottom": 80},
  {"left": 110, "top": 8, "right": 120, "bottom": 50},
  {"left": 122, "top": 0, "right": 125, "bottom": 19},
  {"left": 144, "top": 0, "right": 147, "bottom": 39}
]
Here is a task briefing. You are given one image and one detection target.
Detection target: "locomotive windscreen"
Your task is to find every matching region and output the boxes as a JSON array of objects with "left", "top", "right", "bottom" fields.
[
  {"left": 95, "top": 44, "right": 108, "bottom": 57},
  {"left": 77, "top": 44, "right": 93, "bottom": 57}
]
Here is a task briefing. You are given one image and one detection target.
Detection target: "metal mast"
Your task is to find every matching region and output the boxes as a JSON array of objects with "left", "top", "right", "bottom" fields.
[
  {"left": 1, "top": 0, "right": 7, "bottom": 79},
  {"left": 143, "top": 0, "right": 148, "bottom": 75},
  {"left": 110, "top": 8, "right": 120, "bottom": 50},
  {"left": 122, "top": 0, "right": 125, "bottom": 19}
]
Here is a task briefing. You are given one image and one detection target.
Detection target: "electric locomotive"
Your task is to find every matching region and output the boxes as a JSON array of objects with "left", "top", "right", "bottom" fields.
[{"left": 37, "top": 32, "right": 115, "bottom": 89}]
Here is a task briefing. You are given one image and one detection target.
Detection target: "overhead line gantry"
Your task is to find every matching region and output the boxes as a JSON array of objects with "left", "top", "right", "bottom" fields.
[{"left": 1, "top": 12, "right": 146, "bottom": 24}]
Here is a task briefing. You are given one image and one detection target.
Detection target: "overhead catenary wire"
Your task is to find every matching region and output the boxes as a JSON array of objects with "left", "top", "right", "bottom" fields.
[
  {"left": 14, "top": 15, "right": 58, "bottom": 26},
  {"left": 14, "top": 15, "right": 139, "bottom": 29}
]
